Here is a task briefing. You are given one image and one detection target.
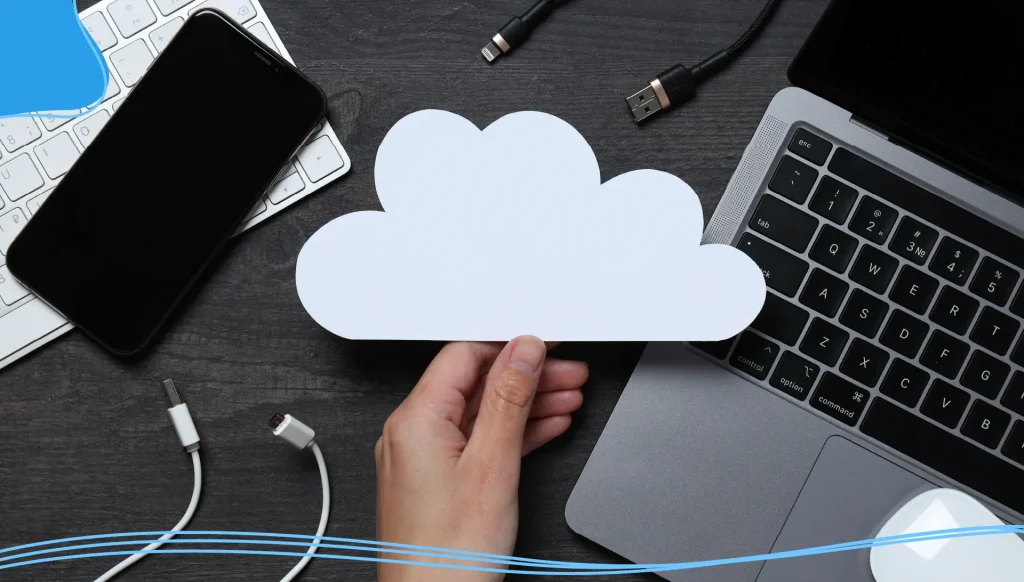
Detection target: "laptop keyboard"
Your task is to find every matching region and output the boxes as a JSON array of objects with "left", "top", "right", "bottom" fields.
[{"left": 695, "top": 126, "right": 1024, "bottom": 514}]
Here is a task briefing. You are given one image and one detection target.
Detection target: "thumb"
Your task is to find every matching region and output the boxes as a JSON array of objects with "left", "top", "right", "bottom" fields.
[{"left": 465, "top": 336, "right": 546, "bottom": 464}]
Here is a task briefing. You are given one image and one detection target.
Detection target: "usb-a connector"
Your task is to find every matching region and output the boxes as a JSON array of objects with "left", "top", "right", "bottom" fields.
[
  {"left": 164, "top": 379, "right": 200, "bottom": 453},
  {"left": 625, "top": 85, "right": 664, "bottom": 123}
]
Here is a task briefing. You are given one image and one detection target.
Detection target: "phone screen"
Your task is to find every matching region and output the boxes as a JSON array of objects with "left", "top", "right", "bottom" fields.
[{"left": 8, "top": 9, "right": 326, "bottom": 355}]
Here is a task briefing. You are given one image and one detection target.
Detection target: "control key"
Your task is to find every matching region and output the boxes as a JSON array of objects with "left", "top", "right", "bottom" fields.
[{"left": 729, "top": 331, "right": 780, "bottom": 381}]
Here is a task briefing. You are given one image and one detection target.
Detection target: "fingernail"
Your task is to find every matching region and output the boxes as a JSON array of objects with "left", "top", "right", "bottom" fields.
[{"left": 509, "top": 336, "right": 545, "bottom": 374}]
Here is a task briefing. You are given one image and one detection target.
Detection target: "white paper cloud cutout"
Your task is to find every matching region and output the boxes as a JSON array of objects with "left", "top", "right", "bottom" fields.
[{"left": 295, "top": 110, "right": 766, "bottom": 341}]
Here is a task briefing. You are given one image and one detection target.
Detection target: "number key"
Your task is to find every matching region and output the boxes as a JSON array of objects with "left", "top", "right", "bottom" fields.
[
  {"left": 889, "top": 217, "right": 938, "bottom": 266},
  {"left": 929, "top": 237, "right": 979, "bottom": 285},
  {"left": 768, "top": 155, "right": 818, "bottom": 204},
  {"left": 848, "top": 196, "right": 897, "bottom": 245},
  {"left": 970, "top": 257, "right": 1018, "bottom": 307},
  {"left": 0, "top": 119, "right": 42, "bottom": 153},
  {"left": 808, "top": 176, "right": 857, "bottom": 224}
]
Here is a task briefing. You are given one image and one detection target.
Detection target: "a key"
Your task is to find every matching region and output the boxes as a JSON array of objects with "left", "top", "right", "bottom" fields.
[
  {"left": 807, "top": 176, "right": 857, "bottom": 224},
  {"left": 839, "top": 289, "right": 889, "bottom": 338},
  {"left": 889, "top": 265, "right": 939, "bottom": 315},
  {"left": 34, "top": 133, "right": 80, "bottom": 179},
  {"left": 1002, "top": 372, "right": 1024, "bottom": 417},
  {"left": 26, "top": 188, "right": 53, "bottom": 216},
  {"left": 970, "top": 257, "right": 1018, "bottom": 307},
  {"left": 969, "top": 307, "right": 1019, "bottom": 356},
  {"left": 920, "top": 330, "right": 969, "bottom": 379},
  {"left": 750, "top": 292, "right": 809, "bottom": 346},
  {"left": 848, "top": 196, "right": 897, "bottom": 245},
  {"left": 961, "top": 400, "right": 1010, "bottom": 449},
  {"left": 0, "top": 208, "right": 29, "bottom": 255},
  {"left": 0, "top": 265, "right": 29, "bottom": 305},
  {"left": 102, "top": 72, "right": 121, "bottom": 103},
  {"left": 150, "top": 18, "right": 184, "bottom": 53},
  {"left": 247, "top": 22, "right": 279, "bottom": 53},
  {"left": 848, "top": 245, "right": 898, "bottom": 295},
  {"left": 929, "top": 286, "right": 979, "bottom": 336},
  {"left": 110, "top": 40, "right": 154, "bottom": 87},
  {"left": 768, "top": 155, "right": 818, "bottom": 204},
  {"left": 879, "top": 309, "right": 929, "bottom": 359},
  {"left": 297, "top": 136, "right": 345, "bottom": 183},
  {"left": 691, "top": 337, "right": 736, "bottom": 360},
  {"left": 190, "top": 0, "right": 257, "bottom": 24},
  {"left": 36, "top": 111, "right": 75, "bottom": 132},
  {"left": 769, "top": 351, "right": 820, "bottom": 401},
  {"left": 0, "top": 154, "right": 44, "bottom": 202},
  {"left": 0, "top": 118, "right": 42, "bottom": 153},
  {"left": 889, "top": 217, "right": 938, "bottom": 266},
  {"left": 808, "top": 225, "right": 858, "bottom": 273},
  {"left": 747, "top": 195, "right": 819, "bottom": 253},
  {"left": 799, "top": 268, "right": 849, "bottom": 317},
  {"left": 930, "top": 237, "right": 979, "bottom": 285},
  {"left": 737, "top": 233, "right": 808, "bottom": 298},
  {"left": 921, "top": 379, "right": 970, "bottom": 428},
  {"left": 960, "top": 350, "right": 1009, "bottom": 400},
  {"left": 74, "top": 110, "right": 111, "bottom": 148},
  {"left": 108, "top": 0, "right": 158, "bottom": 38},
  {"left": 880, "top": 358, "right": 930, "bottom": 408},
  {"left": 809, "top": 372, "right": 870, "bottom": 426},
  {"left": 82, "top": 12, "right": 118, "bottom": 51},
  {"left": 839, "top": 338, "right": 889, "bottom": 388},
  {"left": 268, "top": 173, "right": 306, "bottom": 205},
  {"left": 1002, "top": 421, "right": 1024, "bottom": 465},
  {"left": 155, "top": 0, "right": 195, "bottom": 16},
  {"left": 787, "top": 129, "right": 832, "bottom": 166},
  {"left": 245, "top": 198, "right": 268, "bottom": 221},
  {"left": 728, "top": 331, "right": 779, "bottom": 381},
  {"left": 799, "top": 317, "right": 850, "bottom": 366}
]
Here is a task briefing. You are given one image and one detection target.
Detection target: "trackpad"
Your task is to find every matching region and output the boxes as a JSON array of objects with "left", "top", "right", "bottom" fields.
[{"left": 756, "top": 436, "right": 935, "bottom": 582}]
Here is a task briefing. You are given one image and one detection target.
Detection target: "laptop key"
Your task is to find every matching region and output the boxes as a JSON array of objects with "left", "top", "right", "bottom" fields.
[
  {"left": 799, "top": 317, "right": 849, "bottom": 366},
  {"left": 768, "top": 155, "right": 818, "bottom": 204},
  {"left": 920, "top": 330, "right": 969, "bottom": 379},
  {"left": 969, "top": 306, "right": 1019, "bottom": 356},
  {"left": 929, "top": 286, "right": 979, "bottom": 336},
  {"left": 848, "top": 245, "right": 897, "bottom": 294},
  {"left": 750, "top": 292, "right": 809, "bottom": 346},
  {"left": 110, "top": 40, "right": 154, "bottom": 87},
  {"left": 970, "top": 257, "right": 1018, "bottom": 307},
  {"left": 0, "top": 208, "right": 28, "bottom": 255},
  {"left": 108, "top": 0, "right": 157, "bottom": 38},
  {"left": 799, "top": 268, "right": 848, "bottom": 317},
  {"left": 155, "top": 0, "right": 195, "bottom": 16},
  {"left": 848, "top": 196, "right": 897, "bottom": 246},
  {"left": 81, "top": 12, "right": 118, "bottom": 51},
  {"left": 0, "top": 154, "right": 44, "bottom": 202},
  {"left": 808, "top": 225, "right": 858, "bottom": 274},
  {"left": 889, "top": 265, "right": 939, "bottom": 315},
  {"left": 960, "top": 350, "right": 1009, "bottom": 400},
  {"left": 840, "top": 289, "right": 888, "bottom": 338},
  {"left": 1002, "top": 372, "right": 1024, "bottom": 416},
  {"left": 880, "top": 358, "right": 929, "bottom": 408},
  {"left": 961, "top": 400, "right": 1010, "bottom": 449},
  {"left": 889, "top": 217, "right": 938, "bottom": 266},
  {"left": 190, "top": 0, "right": 258, "bottom": 25},
  {"left": 748, "top": 195, "right": 819, "bottom": 253},
  {"left": 787, "top": 129, "right": 832, "bottom": 166},
  {"left": 0, "top": 118, "right": 42, "bottom": 153},
  {"left": 729, "top": 331, "right": 779, "bottom": 381},
  {"left": 33, "top": 133, "right": 80, "bottom": 180},
  {"left": 73, "top": 110, "right": 110, "bottom": 148},
  {"left": 150, "top": 17, "right": 184, "bottom": 53},
  {"left": 769, "top": 351, "right": 819, "bottom": 401},
  {"left": 839, "top": 338, "right": 889, "bottom": 388},
  {"left": 0, "top": 265, "right": 29, "bottom": 306},
  {"left": 1002, "top": 421, "right": 1024, "bottom": 466},
  {"left": 921, "top": 379, "right": 970, "bottom": 428},
  {"left": 879, "top": 309, "right": 929, "bottom": 359},
  {"left": 808, "top": 176, "right": 857, "bottom": 224},
  {"left": 1011, "top": 337, "right": 1024, "bottom": 368},
  {"left": 809, "top": 372, "right": 870, "bottom": 427},
  {"left": 929, "top": 237, "right": 979, "bottom": 286},
  {"left": 737, "top": 233, "right": 808, "bottom": 298}
]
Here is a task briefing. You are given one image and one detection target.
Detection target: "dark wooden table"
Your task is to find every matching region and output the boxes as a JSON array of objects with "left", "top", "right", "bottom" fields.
[{"left": 1, "top": 0, "right": 827, "bottom": 579}]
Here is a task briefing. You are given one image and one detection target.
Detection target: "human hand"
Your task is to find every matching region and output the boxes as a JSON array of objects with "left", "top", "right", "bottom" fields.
[{"left": 375, "top": 336, "right": 588, "bottom": 582}]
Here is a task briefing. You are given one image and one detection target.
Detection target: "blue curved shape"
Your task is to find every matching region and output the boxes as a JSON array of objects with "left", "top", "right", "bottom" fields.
[{"left": 0, "top": 0, "right": 108, "bottom": 117}]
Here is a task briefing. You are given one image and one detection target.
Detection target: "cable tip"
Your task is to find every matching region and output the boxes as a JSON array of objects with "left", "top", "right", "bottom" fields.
[
  {"left": 163, "top": 379, "right": 182, "bottom": 407},
  {"left": 268, "top": 413, "right": 286, "bottom": 430},
  {"left": 481, "top": 41, "right": 503, "bottom": 63},
  {"left": 625, "top": 85, "right": 664, "bottom": 123}
]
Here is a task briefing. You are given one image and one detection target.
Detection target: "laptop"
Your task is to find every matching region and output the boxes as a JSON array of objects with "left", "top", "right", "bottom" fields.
[{"left": 566, "top": 1, "right": 1024, "bottom": 580}]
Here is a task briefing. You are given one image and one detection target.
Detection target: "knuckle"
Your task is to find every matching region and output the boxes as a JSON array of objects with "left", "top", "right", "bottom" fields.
[{"left": 491, "top": 367, "right": 534, "bottom": 410}]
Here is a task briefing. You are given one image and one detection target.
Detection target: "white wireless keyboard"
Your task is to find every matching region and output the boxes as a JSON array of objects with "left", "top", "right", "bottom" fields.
[{"left": 0, "top": 0, "right": 351, "bottom": 370}]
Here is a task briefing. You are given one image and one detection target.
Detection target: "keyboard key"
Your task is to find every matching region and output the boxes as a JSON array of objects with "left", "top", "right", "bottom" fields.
[
  {"left": 268, "top": 173, "right": 306, "bottom": 205},
  {"left": 1002, "top": 372, "right": 1024, "bottom": 416},
  {"left": 880, "top": 358, "right": 929, "bottom": 408},
  {"left": 33, "top": 132, "right": 80, "bottom": 179},
  {"left": 297, "top": 136, "right": 345, "bottom": 183},
  {"left": 750, "top": 292, "right": 809, "bottom": 346},
  {"left": 0, "top": 265, "right": 29, "bottom": 305},
  {"left": 969, "top": 257, "right": 1018, "bottom": 307},
  {"left": 768, "top": 155, "right": 818, "bottom": 204},
  {"left": 769, "top": 351, "right": 819, "bottom": 401},
  {"left": 848, "top": 196, "right": 897, "bottom": 245},
  {"left": 808, "top": 176, "right": 857, "bottom": 224},
  {"left": 729, "top": 331, "right": 779, "bottom": 381},
  {"left": 747, "top": 195, "right": 818, "bottom": 253},
  {"left": 839, "top": 338, "right": 889, "bottom": 388},
  {"left": 190, "top": 0, "right": 258, "bottom": 24},
  {"left": 1002, "top": 421, "right": 1024, "bottom": 466},
  {"left": 961, "top": 400, "right": 1010, "bottom": 449},
  {"left": 879, "top": 309, "right": 929, "bottom": 359},
  {"left": 74, "top": 110, "right": 111, "bottom": 148},
  {"left": 921, "top": 379, "right": 970, "bottom": 428},
  {"left": 889, "top": 265, "right": 939, "bottom": 315},
  {"left": 810, "top": 372, "right": 870, "bottom": 426},
  {"left": 930, "top": 237, "right": 979, "bottom": 286},
  {"left": 247, "top": 22, "right": 279, "bottom": 53},
  {"left": 102, "top": 72, "right": 121, "bottom": 103},
  {"left": 800, "top": 317, "right": 849, "bottom": 366},
  {"left": 840, "top": 289, "right": 888, "bottom": 338},
  {"left": 0, "top": 154, "right": 43, "bottom": 202},
  {"left": 113, "top": 98, "right": 126, "bottom": 112},
  {"left": 110, "top": 39, "right": 154, "bottom": 87},
  {"left": 928, "top": 286, "right": 979, "bottom": 335},
  {"left": 889, "top": 217, "right": 938, "bottom": 266},
  {"left": 920, "top": 330, "right": 969, "bottom": 379},
  {"left": 799, "top": 268, "right": 848, "bottom": 317},
  {"left": 862, "top": 397, "right": 1024, "bottom": 515},
  {"left": 848, "top": 245, "right": 897, "bottom": 294},
  {"left": 787, "top": 129, "right": 832, "bottom": 166},
  {"left": 737, "top": 234, "right": 808, "bottom": 298},
  {"left": 960, "top": 350, "right": 1009, "bottom": 400},
  {"left": 0, "top": 208, "right": 29, "bottom": 255},
  {"left": 155, "top": 0, "right": 195, "bottom": 16},
  {"left": 108, "top": 0, "right": 157, "bottom": 38},
  {"left": 691, "top": 337, "right": 735, "bottom": 360},
  {"left": 808, "top": 225, "right": 858, "bottom": 274},
  {"left": 82, "top": 12, "right": 118, "bottom": 51},
  {"left": 36, "top": 111, "right": 74, "bottom": 132},
  {"left": 1011, "top": 337, "right": 1024, "bottom": 368},
  {"left": 150, "top": 17, "right": 184, "bottom": 53},
  {"left": 245, "top": 198, "right": 267, "bottom": 221},
  {"left": 0, "top": 118, "right": 42, "bottom": 153},
  {"left": 970, "top": 307, "right": 1019, "bottom": 356},
  {"left": 26, "top": 188, "right": 53, "bottom": 216}
]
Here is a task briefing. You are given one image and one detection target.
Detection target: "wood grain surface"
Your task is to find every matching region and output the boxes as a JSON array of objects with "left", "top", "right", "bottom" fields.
[{"left": 1, "top": 0, "right": 828, "bottom": 579}]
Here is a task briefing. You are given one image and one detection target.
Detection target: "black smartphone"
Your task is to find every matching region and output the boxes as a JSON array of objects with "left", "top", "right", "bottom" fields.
[{"left": 7, "top": 9, "right": 327, "bottom": 356}]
